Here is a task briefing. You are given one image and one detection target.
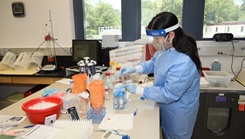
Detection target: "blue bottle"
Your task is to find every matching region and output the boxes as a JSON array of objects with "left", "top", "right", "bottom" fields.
[{"left": 118, "top": 91, "right": 125, "bottom": 109}]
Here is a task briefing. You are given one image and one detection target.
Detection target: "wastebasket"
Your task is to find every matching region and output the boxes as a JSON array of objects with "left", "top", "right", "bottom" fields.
[{"left": 6, "top": 92, "right": 24, "bottom": 103}]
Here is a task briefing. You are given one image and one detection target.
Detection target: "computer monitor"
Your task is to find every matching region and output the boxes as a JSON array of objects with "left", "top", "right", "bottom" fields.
[{"left": 72, "top": 40, "right": 102, "bottom": 66}]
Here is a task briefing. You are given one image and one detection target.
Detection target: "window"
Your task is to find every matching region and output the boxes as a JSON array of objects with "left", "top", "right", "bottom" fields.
[
  {"left": 215, "top": 27, "right": 218, "bottom": 32},
  {"left": 73, "top": 0, "right": 245, "bottom": 40},
  {"left": 84, "top": 0, "right": 121, "bottom": 39},
  {"left": 203, "top": 0, "right": 245, "bottom": 38},
  {"left": 141, "top": 0, "right": 183, "bottom": 38},
  {"left": 241, "top": 26, "right": 244, "bottom": 32}
]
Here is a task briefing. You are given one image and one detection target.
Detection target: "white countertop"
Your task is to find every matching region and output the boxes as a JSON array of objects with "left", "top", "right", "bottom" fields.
[
  {"left": 200, "top": 80, "right": 245, "bottom": 91},
  {"left": 0, "top": 79, "right": 160, "bottom": 139}
]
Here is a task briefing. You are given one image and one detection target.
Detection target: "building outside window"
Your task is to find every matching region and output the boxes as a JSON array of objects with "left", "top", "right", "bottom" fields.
[
  {"left": 203, "top": 0, "right": 245, "bottom": 38},
  {"left": 75, "top": 0, "right": 245, "bottom": 40}
]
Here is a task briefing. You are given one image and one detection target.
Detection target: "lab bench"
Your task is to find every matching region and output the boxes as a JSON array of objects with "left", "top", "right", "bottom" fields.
[{"left": 0, "top": 79, "right": 160, "bottom": 139}]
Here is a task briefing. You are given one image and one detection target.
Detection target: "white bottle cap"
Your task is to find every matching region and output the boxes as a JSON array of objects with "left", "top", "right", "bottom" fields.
[{"left": 81, "top": 91, "right": 89, "bottom": 99}]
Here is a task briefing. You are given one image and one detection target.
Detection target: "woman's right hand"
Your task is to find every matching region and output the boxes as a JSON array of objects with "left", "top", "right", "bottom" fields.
[
  {"left": 120, "top": 67, "right": 136, "bottom": 76},
  {"left": 122, "top": 83, "right": 137, "bottom": 94}
]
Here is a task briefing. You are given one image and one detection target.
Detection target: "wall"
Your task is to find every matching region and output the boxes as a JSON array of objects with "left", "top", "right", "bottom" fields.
[
  {"left": 197, "top": 41, "right": 245, "bottom": 74},
  {"left": 0, "top": 0, "right": 75, "bottom": 56},
  {"left": 0, "top": 0, "right": 74, "bottom": 99}
]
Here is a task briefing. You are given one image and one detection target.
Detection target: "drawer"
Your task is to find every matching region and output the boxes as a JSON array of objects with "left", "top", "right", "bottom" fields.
[
  {"left": 12, "top": 77, "right": 55, "bottom": 84},
  {"left": 0, "top": 76, "right": 12, "bottom": 83}
]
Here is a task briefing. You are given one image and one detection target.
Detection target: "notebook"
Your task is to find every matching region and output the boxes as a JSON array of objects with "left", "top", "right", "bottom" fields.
[{"left": 53, "top": 119, "right": 93, "bottom": 139}]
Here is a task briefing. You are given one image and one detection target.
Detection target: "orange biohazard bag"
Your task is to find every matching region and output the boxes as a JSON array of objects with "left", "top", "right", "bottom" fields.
[
  {"left": 72, "top": 73, "right": 87, "bottom": 94},
  {"left": 88, "top": 80, "right": 105, "bottom": 110}
]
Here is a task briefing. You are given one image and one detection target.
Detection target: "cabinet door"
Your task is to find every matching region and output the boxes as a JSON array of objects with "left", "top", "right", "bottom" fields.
[{"left": 0, "top": 76, "right": 12, "bottom": 83}]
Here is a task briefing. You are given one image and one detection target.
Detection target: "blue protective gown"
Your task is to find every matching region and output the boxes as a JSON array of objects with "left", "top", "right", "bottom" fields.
[{"left": 138, "top": 48, "right": 200, "bottom": 139}]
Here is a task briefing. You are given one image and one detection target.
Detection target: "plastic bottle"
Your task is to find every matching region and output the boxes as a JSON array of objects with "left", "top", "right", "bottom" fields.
[
  {"left": 113, "top": 91, "right": 119, "bottom": 109},
  {"left": 211, "top": 59, "right": 221, "bottom": 71},
  {"left": 108, "top": 61, "right": 115, "bottom": 75},
  {"left": 69, "top": 80, "right": 73, "bottom": 93},
  {"left": 104, "top": 72, "right": 112, "bottom": 92},
  {"left": 107, "top": 61, "right": 116, "bottom": 85},
  {"left": 118, "top": 90, "right": 125, "bottom": 109},
  {"left": 115, "top": 66, "right": 124, "bottom": 84},
  {"left": 77, "top": 91, "right": 90, "bottom": 119}
]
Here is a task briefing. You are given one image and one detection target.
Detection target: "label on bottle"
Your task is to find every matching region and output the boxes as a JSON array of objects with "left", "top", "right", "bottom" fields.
[{"left": 113, "top": 96, "right": 119, "bottom": 109}]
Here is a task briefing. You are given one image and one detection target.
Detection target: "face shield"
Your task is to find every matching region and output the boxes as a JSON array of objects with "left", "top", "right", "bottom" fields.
[{"left": 146, "top": 23, "right": 180, "bottom": 53}]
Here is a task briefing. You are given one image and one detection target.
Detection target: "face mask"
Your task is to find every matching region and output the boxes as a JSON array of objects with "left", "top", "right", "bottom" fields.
[
  {"left": 152, "top": 35, "right": 172, "bottom": 51},
  {"left": 152, "top": 41, "right": 164, "bottom": 50}
]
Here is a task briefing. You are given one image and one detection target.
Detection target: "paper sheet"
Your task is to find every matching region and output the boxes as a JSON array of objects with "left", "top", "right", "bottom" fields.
[
  {"left": 98, "top": 113, "right": 133, "bottom": 131},
  {"left": 18, "top": 120, "right": 93, "bottom": 139},
  {"left": 55, "top": 78, "right": 72, "bottom": 85},
  {"left": 17, "top": 125, "right": 61, "bottom": 139},
  {"left": 0, "top": 115, "right": 26, "bottom": 131}
]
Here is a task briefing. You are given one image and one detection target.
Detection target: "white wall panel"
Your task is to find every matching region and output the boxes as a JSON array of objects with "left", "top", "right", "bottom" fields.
[{"left": 0, "top": 0, "right": 75, "bottom": 49}]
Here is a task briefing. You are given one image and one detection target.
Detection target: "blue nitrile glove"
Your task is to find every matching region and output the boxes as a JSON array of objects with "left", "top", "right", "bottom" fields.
[
  {"left": 122, "top": 83, "right": 137, "bottom": 94},
  {"left": 120, "top": 67, "right": 136, "bottom": 76},
  {"left": 42, "top": 88, "right": 58, "bottom": 97}
]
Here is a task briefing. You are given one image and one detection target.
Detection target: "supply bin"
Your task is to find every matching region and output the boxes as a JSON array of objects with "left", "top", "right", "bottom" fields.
[{"left": 203, "top": 71, "right": 233, "bottom": 87}]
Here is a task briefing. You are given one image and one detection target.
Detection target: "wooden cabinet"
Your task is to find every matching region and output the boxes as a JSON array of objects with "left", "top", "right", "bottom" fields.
[
  {"left": 0, "top": 76, "right": 62, "bottom": 84},
  {"left": 0, "top": 76, "right": 12, "bottom": 83}
]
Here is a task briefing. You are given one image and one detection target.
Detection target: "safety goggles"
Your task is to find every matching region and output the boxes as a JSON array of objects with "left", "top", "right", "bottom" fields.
[{"left": 145, "top": 23, "right": 180, "bottom": 37}]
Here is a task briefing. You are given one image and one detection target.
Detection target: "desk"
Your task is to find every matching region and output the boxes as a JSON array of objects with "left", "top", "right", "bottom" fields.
[{"left": 0, "top": 80, "right": 160, "bottom": 139}]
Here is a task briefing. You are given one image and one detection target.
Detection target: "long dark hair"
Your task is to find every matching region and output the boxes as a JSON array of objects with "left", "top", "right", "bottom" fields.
[{"left": 147, "top": 12, "right": 202, "bottom": 74}]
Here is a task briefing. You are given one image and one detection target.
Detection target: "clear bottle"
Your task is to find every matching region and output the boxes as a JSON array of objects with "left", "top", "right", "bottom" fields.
[
  {"left": 104, "top": 72, "right": 112, "bottom": 92},
  {"left": 115, "top": 66, "right": 124, "bottom": 84},
  {"left": 108, "top": 61, "right": 115, "bottom": 75},
  {"left": 113, "top": 91, "right": 119, "bottom": 109},
  {"left": 77, "top": 91, "right": 90, "bottom": 119},
  {"left": 107, "top": 61, "right": 116, "bottom": 85},
  {"left": 211, "top": 59, "right": 221, "bottom": 71},
  {"left": 69, "top": 80, "right": 73, "bottom": 93},
  {"left": 118, "top": 90, "right": 125, "bottom": 109}
]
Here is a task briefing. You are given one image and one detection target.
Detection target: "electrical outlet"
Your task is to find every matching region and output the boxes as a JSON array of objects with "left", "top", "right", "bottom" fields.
[
  {"left": 217, "top": 51, "right": 224, "bottom": 55},
  {"left": 6, "top": 48, "right": 13, "bottom": 52},
  {"left": 241, "top": 47, "right": 245, "bottom": 50}
]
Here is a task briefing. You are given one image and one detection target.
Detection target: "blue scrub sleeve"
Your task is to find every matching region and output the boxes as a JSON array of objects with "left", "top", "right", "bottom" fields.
[{"left": 143, "top": 58, "right": 198, "bottom": 104}]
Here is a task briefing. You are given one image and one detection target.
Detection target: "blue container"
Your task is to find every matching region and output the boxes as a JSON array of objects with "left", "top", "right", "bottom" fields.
[{"left": 86, "top": 108, "right": 106, "bottom": 124}]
